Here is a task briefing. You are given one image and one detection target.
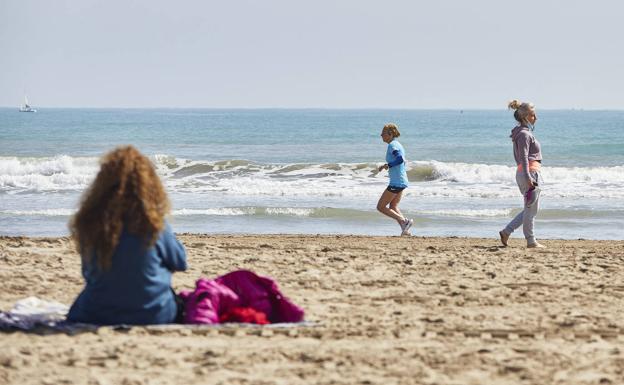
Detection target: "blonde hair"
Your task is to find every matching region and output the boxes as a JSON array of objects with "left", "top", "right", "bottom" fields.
[
  {"left": 383, "top": 123, "right": 401, "bottom": 138},
  {"left": 508, "top": 99, "right": 535, "bottom": 126},
  {"left": 70, "top": 145, "right": 170, "bottom": 270}
]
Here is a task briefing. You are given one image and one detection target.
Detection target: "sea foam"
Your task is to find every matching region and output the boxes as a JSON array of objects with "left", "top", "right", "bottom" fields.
[{"left": 1, "top": 155, "right": 623, "bottom": 200}]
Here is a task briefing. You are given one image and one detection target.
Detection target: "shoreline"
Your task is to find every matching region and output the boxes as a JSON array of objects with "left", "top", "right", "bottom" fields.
[
  {"left": 3, "top": 232, "right": 623, "bottom": 240},
  {"left": 1, "top": 234, "right": 623, "bottom": 384}
]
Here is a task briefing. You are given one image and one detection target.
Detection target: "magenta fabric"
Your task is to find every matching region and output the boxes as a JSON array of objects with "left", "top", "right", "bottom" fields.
[
  {"left": 179, "top": 279, "right": 239, "bottom": 324},
  {"left": 179, "top": 270, "right": 304, "bottom": 324}
]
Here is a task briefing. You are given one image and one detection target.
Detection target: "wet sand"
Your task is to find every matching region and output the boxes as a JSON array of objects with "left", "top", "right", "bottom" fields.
[{"left": 1, "top": 234, "right": 623, "bottom": 385}]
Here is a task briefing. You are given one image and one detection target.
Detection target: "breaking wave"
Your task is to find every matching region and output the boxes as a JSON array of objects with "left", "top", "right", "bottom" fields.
[{"left": 1, "top": 155, "right": 623, "bottom": 199}]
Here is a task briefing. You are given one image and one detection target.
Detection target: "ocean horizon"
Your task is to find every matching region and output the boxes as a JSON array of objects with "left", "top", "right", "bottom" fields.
[{"left": 1, "top": 108, "right": 623, "bottom": 239}]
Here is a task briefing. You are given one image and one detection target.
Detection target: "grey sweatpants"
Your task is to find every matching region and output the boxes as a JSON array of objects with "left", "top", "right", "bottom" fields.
[{"left": 503, "top": 170, "right": 541, "bottom": 245}]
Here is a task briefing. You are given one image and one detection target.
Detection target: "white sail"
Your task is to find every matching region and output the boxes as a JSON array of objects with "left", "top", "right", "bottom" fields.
[{"left": 19, "top": 95, "right": 36, "bottom": 112}]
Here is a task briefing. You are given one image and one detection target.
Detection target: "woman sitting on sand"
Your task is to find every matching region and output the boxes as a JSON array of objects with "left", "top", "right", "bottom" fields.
[
  {"left": 67, "top": 145, "right": 187, "bottom": 325},
  {"left": 377, "top": 123, "right": 413, "bottom": 236},
  {"left": 499, "top": 100, "right": 545, "bottom": 248}
]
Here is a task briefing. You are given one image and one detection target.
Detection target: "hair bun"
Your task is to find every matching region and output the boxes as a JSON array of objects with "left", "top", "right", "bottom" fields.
[{"left": 507, "top": 99, "right": 521, "bottom": 110}]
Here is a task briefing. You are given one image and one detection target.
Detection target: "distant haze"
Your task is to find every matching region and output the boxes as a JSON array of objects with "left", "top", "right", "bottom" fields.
[{"left": 1, "top": 0, "right": 623, "bottom": 109}]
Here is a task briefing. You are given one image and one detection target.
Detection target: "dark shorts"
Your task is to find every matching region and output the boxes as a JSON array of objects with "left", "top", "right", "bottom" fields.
[{"left": 386, "top": 185, "right": 406, "bottom": 194}]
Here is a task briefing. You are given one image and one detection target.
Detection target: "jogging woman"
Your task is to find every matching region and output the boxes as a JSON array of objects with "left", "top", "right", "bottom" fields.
[{"left": 377, "top": 123, "right": 413, "bottom": 236}]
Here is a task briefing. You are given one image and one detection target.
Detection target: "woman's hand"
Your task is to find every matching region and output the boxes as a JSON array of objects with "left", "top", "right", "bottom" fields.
[{"left": 378, "top": 163, "right": 389, "bottom": 172}]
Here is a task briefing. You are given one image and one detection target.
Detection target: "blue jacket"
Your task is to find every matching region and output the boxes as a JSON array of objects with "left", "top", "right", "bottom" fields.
[{"left": 67, "top": 223, "right": 187, "bottom": 325}]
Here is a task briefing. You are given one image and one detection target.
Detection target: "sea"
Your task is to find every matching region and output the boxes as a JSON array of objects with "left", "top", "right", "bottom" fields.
[{"left": 1, "top": 108, "right": 623, "bottom": 239}]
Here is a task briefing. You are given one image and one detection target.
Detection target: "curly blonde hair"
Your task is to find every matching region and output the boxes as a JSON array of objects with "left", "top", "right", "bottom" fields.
[{"left": 70, "top": 146, "right": 170, "bottom": 270}]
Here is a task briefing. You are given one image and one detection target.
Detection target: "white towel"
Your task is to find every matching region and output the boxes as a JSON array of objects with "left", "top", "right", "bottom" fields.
[{"left": 0, "top": 297, "right": 69, "bottom": 330}]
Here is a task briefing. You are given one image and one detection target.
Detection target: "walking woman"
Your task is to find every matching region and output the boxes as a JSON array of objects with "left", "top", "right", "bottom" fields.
[
  {"left": 499, "top": 100, "right": 546, "bottom": 248},
  {"left": 377, "top": 123, "right": 413, "bottom": 236},
  {"left": 67, "top": 145, "right": 187, "bottom": 325}
]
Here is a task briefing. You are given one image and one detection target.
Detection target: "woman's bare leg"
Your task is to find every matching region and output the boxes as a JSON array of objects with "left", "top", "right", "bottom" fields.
[
  {"left": 389, "top": 190, "right": 405, "bottom": 223},
  {"left": 377, "top": 189, "right": 405, "bottom": 224}
]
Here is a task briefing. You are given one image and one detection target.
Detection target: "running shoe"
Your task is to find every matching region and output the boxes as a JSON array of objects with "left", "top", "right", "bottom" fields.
[{"left": 400, "top": 218, "right": 414, "bottom": 235}]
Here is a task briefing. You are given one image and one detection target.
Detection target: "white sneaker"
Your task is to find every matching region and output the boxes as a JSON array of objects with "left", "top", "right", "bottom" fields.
[{"left": 400, "top": 218, "right": 413, "bottom": 235}]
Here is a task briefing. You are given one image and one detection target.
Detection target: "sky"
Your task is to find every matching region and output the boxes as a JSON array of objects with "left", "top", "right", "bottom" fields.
[{"left": 1, "top": 0, "right": 623, "bottom": 109}]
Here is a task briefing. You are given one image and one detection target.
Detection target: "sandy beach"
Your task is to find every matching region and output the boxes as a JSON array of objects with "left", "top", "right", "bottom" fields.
[{"left": 1, "top": 234, "right": 623, "bottom": 385}]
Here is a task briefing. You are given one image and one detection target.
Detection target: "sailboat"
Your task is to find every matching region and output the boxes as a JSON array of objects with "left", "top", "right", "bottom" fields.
[{"left": 19, "top": 96, "right": 37, "bottom": 112}]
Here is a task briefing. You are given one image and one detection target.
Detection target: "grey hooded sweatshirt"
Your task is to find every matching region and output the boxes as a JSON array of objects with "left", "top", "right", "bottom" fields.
[{"left": 510, "top": 125, "right": 542, "bottom": 181}]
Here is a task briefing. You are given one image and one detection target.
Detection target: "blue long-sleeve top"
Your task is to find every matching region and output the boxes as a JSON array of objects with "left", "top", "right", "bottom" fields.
[
  {"left": 67, "top": 223, "right": 187, "bottom": 325},
  {"left": 385, "top": 139, "right": 409, "bottom": 188}
]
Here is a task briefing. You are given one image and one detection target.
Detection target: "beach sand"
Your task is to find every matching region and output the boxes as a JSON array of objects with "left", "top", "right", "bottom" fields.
[{"left": 1, "top": 234, "right": 623, "bottom": 385}]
